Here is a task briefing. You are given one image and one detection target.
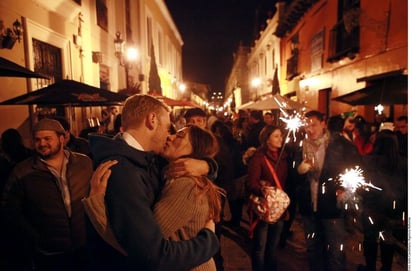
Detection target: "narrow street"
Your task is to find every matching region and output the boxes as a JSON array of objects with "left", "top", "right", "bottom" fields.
[{"left": 220, "top": 203, "right": 408, "bottom": 271}]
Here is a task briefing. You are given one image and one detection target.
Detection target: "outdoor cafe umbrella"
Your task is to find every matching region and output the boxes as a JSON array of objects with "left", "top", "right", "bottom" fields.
[
  {"left": 0, "top": 79, "right": 129, "bottom": 107},
  {"left": 0, "top": 57, "right": 49, "bottom": 79},
  {"left": 238, "top": 93, "right": 306, "bottom": 111}
]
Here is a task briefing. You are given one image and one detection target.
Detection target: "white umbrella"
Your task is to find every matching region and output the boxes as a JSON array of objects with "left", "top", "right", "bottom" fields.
[{"left": 238, "top": 94, "right": 307, "bottom": 111}]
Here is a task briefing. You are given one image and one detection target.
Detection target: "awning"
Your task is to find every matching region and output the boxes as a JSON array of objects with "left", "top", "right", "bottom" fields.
[{"left": 332, "top": 71, "right": 408, "bottom": 105}]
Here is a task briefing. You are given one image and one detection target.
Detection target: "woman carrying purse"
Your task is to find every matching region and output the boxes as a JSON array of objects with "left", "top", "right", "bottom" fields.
[{"left": 246, "top": 125, "right": 291, "bottom": 271}]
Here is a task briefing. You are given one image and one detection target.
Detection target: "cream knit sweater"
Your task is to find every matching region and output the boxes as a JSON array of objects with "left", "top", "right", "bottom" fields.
[{"left": 153, "top": 176, "right": 216, "bottom": 271}]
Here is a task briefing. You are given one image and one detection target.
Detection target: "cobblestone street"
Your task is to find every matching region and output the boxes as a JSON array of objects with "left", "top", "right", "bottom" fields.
[{"left": 220, "top": 204, "right": 408, "bottom": 271}]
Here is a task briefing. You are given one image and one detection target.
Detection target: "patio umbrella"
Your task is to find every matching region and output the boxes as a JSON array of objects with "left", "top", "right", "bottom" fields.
[
  {"left": 0, "top": 57, "right": 49, "bottom": 79},
  {"left": 238, "top": 93, "right": 306, "bottom": 111},
  {"left": 147, "top": 92, "right": 199, "bottom": 108},
  {"left": 0, "top": 80, "right": 128, "bottom": 106}
]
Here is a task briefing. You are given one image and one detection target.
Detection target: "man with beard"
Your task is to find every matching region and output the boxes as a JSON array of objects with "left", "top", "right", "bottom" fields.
[{"left": 0, "top": 118, "right": 93, "bottom": 271}]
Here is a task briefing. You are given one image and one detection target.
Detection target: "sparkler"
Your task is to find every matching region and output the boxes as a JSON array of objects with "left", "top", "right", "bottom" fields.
[
  {"left": 279, "top": 112, "right": 305, "bottom": 142},
  {"left": 273, "top": 96, "right": 306, "bottom": 169},
  {"left": 274, "top": 95, "right": 306, "bottom": 142},
  {"left": 337, "top": 166, "right": 382, "bottom": 192}
]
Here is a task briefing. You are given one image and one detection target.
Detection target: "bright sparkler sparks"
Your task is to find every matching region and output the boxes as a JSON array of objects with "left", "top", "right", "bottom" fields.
[
  {"left": 279, "top": 112, "right": 305, "bottom": 141},
  {"left": 274, "top": 96, "right": 306, "bottom": 142},
  {"left": 338, "top": 166, "right": 382, "bottom": 192}
]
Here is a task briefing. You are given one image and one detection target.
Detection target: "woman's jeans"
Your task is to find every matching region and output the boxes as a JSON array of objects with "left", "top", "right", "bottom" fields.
[{"left": 251, "top": 220, "right": 283, "bottom": 271}]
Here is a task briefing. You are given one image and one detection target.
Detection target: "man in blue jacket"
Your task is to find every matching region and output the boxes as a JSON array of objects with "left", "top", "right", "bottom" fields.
[{"left": 87, "top": 94, "right": 219, "bottom": 271}]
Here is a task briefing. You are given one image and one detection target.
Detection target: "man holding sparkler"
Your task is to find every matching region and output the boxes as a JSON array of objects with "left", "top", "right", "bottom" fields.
[{"left": 296, "top": 111, "right": 362, "bottom": 271}]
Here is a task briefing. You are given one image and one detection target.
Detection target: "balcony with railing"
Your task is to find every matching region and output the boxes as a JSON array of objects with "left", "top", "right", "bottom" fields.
[
  {"left": 327, "top": 19, "right": 360, "bottom": 62},
  {"left": 286, "top": 50, "right": 299, "bottom": 80}
]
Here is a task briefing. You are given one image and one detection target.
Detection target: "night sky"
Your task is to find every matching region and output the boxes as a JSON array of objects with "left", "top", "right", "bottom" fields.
[{"left": 165, "top": 0, "right": 277, "bottom": 93}]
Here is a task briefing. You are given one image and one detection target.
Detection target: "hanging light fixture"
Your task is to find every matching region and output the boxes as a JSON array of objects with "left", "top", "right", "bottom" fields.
[{"left": 0, "top": 19, "right": 23, "bottom": 49}]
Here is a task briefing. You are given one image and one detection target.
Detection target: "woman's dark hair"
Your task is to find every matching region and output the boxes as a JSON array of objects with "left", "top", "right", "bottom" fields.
[
  {"left": 258, "top": 125, "right": 283, "bottom": 147},
  {"left": 210, "top": 120, "right": 235, "bottom": 146},
  {"left": 327, "top": 115, "right": 345, "bottom": 135},
  {"left": 236, "top": 117, "right": 248, "bottom": 129},
  {"left": 354, "top": 115, "right": 373, "bottom": 142},
  {"left": 305, "top": 110, "right": 325, "bottom": 122}
]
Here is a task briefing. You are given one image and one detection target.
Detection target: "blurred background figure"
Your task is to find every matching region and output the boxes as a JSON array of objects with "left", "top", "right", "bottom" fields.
[
  {"left": 358, "top": 129, "right": 407, "bottom": 271},
  {"left": 352, "top": 115, "right": 374, "bottom": 156},
  {"left": 233, "top": 116, "right": 249, "bottom": 153},
  {"left": 394, "top": 115, "right": 407, "bottom": 157},
  {"left": 263, "top": 112, "right": 275, "bottom": 126},
  {"left": 210, "top": 120, "right": 246, "bottom": 231},
  {"left": 245, "top": 110, "right": 266, "bottom": 149},
  {"left": 0, "top": 128, "right": 34, "bottom": 195},
  {"left": 184, "top": 108, "right": 208, "bottom": 129},
  {"left": 341, "top": 111, "right": 357, "bottom": 142},
  {"left": 174, "top": 113, "right": 186, "bottom": 131}
]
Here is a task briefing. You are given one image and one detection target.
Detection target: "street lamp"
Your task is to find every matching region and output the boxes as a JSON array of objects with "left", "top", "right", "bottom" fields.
[
  {"left": 178, "top": 83, "right": 186, "bottom": 93},
  {"left": 114, "top": 31, "right": 138, "bottom": 88},
  {"left": 251, "top": 77, "right": 262, "bottom": 100}
]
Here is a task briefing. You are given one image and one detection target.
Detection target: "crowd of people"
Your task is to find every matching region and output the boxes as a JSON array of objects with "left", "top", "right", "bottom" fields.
[{"left": 0, "top": 93, "right": 407, "bottom": 271}]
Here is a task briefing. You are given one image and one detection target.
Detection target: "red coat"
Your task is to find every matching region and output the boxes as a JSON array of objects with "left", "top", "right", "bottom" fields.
[{"left": 247, "top": 146, "right": 289, "bottom": 196}]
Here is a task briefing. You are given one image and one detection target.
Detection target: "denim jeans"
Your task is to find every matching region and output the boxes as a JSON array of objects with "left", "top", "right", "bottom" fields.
[
  {"left": 251, "top": 220, "right": 284, "bottom": 271},
  {"left": 301, "top": 215, "right": 346, "bottom": 271}
]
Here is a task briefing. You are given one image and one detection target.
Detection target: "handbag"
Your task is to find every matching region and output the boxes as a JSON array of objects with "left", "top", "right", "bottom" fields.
[{"left": 249, "top": 156, "right": 290, "bottom": 224}]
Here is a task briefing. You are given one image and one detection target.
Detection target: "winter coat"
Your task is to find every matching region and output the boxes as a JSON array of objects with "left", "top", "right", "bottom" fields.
[
  {"left": 1, "top": 151, "right": 92, "bottom": 254},
  {"left": 316, "top": 134, "right": 363, "bottom": 218},
  {"left": 247, "top": 146, "right": 289, "bottom": 196},
  {"left": 297, "top": 133, "right": 362, "bottom": 218}
]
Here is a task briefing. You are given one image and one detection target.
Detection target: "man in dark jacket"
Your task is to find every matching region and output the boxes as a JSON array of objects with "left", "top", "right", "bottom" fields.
[
  {"left": 87, "top": 94, "right": 219, "bottom": 271},
  {"left": 296, "top": 111, "right": 362, "bottom": 271},
  {"left": 1, "top": 118, "right": 93, "bottom": 271}
]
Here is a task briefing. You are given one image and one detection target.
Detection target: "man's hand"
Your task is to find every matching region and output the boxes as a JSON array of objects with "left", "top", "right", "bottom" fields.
[
  {"left": 336, "top": 188, "right": 346, "bottom": 202},
  {"left": 89, "top": 160, "right": 118, "bottom": 196},
  {"left": 166, "top": 158, "right": 208, "bottom": 178},
  {"left": 297, "top": 160, "right": 313, "bottom": 174}
]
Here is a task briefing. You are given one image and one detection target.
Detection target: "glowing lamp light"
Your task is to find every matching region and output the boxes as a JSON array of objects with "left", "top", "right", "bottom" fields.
[{"left": 374, "top": 104, "right": 384, "bottom": 114}]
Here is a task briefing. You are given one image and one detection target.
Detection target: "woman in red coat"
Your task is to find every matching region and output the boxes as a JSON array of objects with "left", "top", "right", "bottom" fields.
[{"left": 246, "top": 125, "right": 290, "bottom": 271}]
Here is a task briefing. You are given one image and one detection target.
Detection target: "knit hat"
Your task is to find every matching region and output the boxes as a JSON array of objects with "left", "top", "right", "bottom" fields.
[{"left": 33, "top": 118, "right": 66, "bottom": 135}]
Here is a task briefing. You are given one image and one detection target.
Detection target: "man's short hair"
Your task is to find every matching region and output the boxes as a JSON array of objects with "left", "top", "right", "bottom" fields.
[
  {"left": 305, "top": 110, "right": 325, "bottom": 122},
  {"left": 184, "top": 108, "right": 207, "bottom": 120},
  {"left": 250, "top": 110, "right": 263, "bottom": 121},
  {"left": 121, "top": 94, "right": 170, "bottom": 129},
  {"left": 327, "top": 115, "right": 345, "bottom": 134}
]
